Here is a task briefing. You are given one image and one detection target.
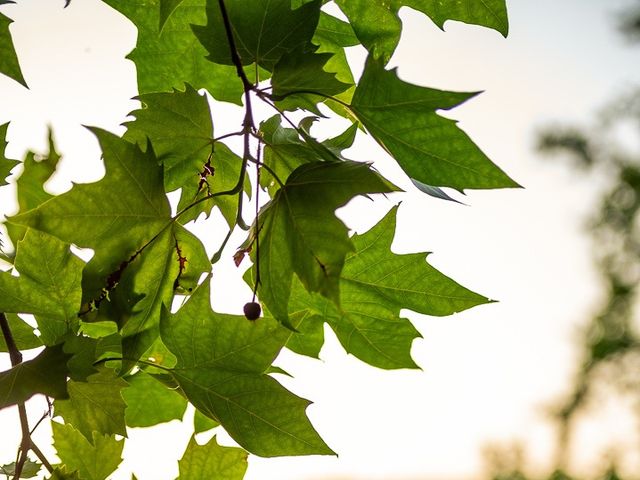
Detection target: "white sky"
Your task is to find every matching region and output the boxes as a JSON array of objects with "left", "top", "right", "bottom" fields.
[{"left": 1, "top": 1, "right": 640, "bottom": 479}]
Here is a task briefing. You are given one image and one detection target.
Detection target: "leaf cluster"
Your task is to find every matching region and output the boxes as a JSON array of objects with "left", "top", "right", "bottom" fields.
[{"left": 0, "top": 0, "right": 514, "bottom": 478}]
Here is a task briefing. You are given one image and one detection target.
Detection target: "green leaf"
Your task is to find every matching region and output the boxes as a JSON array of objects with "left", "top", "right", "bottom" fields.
[
  {"left": 193, "top": 408, "right": 218, "bottom": 433},
  {"left": 253, "top": 160, "right": 397, "bottom": 325},
  {"left": 6, "top": 128, "right": 62, "bottom": 245},
  {"left": 52, "top": 422, "right": 124, "bottom": 480},
  {"left": 351, "top": 56, "right": 518, "bottom": 191},
  {"left": 123, "top": 84, "right": 213, "bottom": 196},
  {"left": 0, "top": 459, "right": 41, "bottom": 478},
  {"left": 288, "top": 207, "right": 491, "bottom": 369},
  {"left": 123, "top": 371, "right": 187, "bottom": 427},
  {"left": 0, "top": 345, "right": 71, "bottom": 409},
  {"left": 0, "top": 313, "right": 41, "bottom": 352},
  {"left": 179, "top": 436, "right": 248, "bottom": 480},
  {"left": 0, "top": 230, "right": 83, "bottom": 344},
  {"left": 193, "top": 0, "right": 321, "bottom": 70},
  {"left": 159, "top": 0, "right": 184, "bottom": 31},
  {"left": 160, "top": 280, "right": 334, "bottom": 457},
  {"left": 335, "top": 0, "right": 508, "bottom": 62},
  {"left": 46, "top": 467, "right": 81, "bottom": 480},
  {"left": 54, "top": 367, "right": 127, "bottom": 440},
  {"left": 0, "top": 123, "right": 19, "bottom": 187},
  {"left": 0, "top": 10, "right": 26, "bottom": 86},
  {"left": 11, "top": 128, "right": 171, "bottom": 299},
  {"left": 272, "top": 45, "right": 350, "bottom": 101},
  {"left": 103, "top": 0, "right": 242, "bottom": 103}
]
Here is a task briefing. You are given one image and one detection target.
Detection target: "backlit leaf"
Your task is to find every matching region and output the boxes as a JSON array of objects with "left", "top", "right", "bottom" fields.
[
  {"left": 161, "top": 280, "right": 334, "bottom": 457},
  {"left": 52, "top": 422, "right": 124, "bottom": 480},
  {"left": 253, "top": 161, "right": 397, "bottom": 325},
  {"left": 0, "top": 123, "right": 19, "bottom": 187},
  {"left": 0, "top": 10, "right": 26, "bottom": 86},
  {"left": 351, "top": 56, "right": 518, "bottom": 191},
  {"left": 0, "top": 345, "right": 71, "bottom": 409},
  {"left": 193, "top": 0, "right": 321, "bottom": 70},
  {"left": 123, "top": 371, "right": 187, "bottom": 427},
  {"left": 54, "top": 367, "right": 127, "bottom": 440},
  {"left": 0, "top": 313, "right": 41, "bottom": 352},
  {"left": 103, "top": 0, "right": 242, "bottom": 103},
  {"left": 179, "top": 436, "right": 247, "bottom": 480}
]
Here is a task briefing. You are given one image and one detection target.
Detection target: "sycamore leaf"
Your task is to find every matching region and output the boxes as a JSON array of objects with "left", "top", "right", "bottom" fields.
[
  {"left": 160, "top": 280, "right": 333, "bottom": 457},
  {"left": 179, "top": 436, "right": 248, "bottom": 480},
  {"left": 54, "top": 367, "right": 127, "bottom": 440},
  {"left": 123, "top": 84, "right": 213, "bottom": 196},
  {"left": 0, "top": 345, "right": 71, "bottom": 409},
  {"left": 6, "top": 128, "right": 61, "bottom": 245},
  {"left": 0, "top": 11, "right": 26, "bottom": 86},
  {"left": 193, "top": 0, "right": 321, "bottom": 70},
  {"left": 11, "top": 128, "right": 171, "bottom": 299},
  {"left": 351, "top": 56, "right": 518, "bottom": 191},
  {"left": 159, "top": 0, "right": 184, "bottom": 31},
  {"left": 287, "top": 207, "right": 491, "bottom": 369},
  {"left": 52, "top": 422, "right": 124, "bottom": 480},
  {"left": 193, "top": 409, "right": 219, "bottom": 433},
  {"left": 271, "top": 44, "right": 350, "bottom": 111},
  {"left": 123, "top": 371, "right": 187, "bottom": 427},
  {"left": 0, "top": 459, "right": 41, "bottom": 478},
  {"left": 0, "top": 313, "right": 41, "bottom": 352},
  {"left": 0, "top": 230, "right": 83, "bottom": 344},
  {"left": 103, "top": 0, "right": 241, "bottom": 103},
  {"left": 0, "top": 123, "right": 19, "bottom": 187},
  {"left": 253, "top": 161, "right": 397, "bottom": 325},
  {"left": 335, "top": 0, "right": 508, "bottom": 62},
  {"left": 47, "top": 468, "right": 81, "bottom": 480}
]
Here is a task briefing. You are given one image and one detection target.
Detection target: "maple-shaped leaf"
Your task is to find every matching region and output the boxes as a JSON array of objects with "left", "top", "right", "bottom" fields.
[
  {"left": 103, "top": 0, "right": 241, "bottom": 103},
  {"left": 52, "top": 422, "right": 124, "bottom": 480},
  {"left": 0, "top": 313, "right": 41, "bottom": 352},
  {"left": 351, "top": 56, "right": 518, "bottom": 191},
  {"left": 335, "top": 0, "right": 508, "bottom": 62},
  {"left": 11, "top": 128, "right": 171, "bottom": 299},
  {"left": 286, "top": 207, "right": 491, "bottom": 369},
  {"left": 54, "top": 367, "right": 128, "bottom": 440},
  {"left": 123, "top": 371, "right": 187, "bottom": 427},
  {"left": 0, "top": 230, "right": 83, "bottom": 344},
  {"left": 0, "top": 10, "right": 26, "bottom": 86},
  {"left": 0, "top": 123, "right": 19, "bottom": 187},
  {"left": 6, "top": 128, "right": 61, "bottom": 245},
  {"left": 193, "top": 0, "right": 321, "bottom": 71},
  {"left": 123, "top": 84, "right": 213, "bottom": 195},
  {"left": 160, "top": 280, "right": 334, "bottom": 457},
  {"left": 0, "top": 459, "right": 41, "bottom": 478},
  {"left": 179, "top": 436, "right": 248, "bottom": 480},
  {"left": 0, "top": 345, "right": 71, "bottom": 409},
  {"left": 271, "top": 44, "right": 351, "bottom": 111},
  {"left": 258, "top": 115, "right": 357, "bottom": 194},
  {"left": 252, "top": 160, "right": 397, "bottom": 326}
]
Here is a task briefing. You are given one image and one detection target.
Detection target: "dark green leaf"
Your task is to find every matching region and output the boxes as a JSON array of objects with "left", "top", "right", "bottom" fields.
[
  {"left": 11, "top": 128, "right": 171, "bottom": 300},
  {"left": 0, "top": 123, "right": 19, "bottom": 187},
  {"left": 123, "top": 371, "right": 187, "bottom": 427},
  {"left": 123, "top": 84, "right": 213, "bottom": 196},
  {"left": 159, "top": 0, "right": 184, "bottom": 31},
  {"left": 103, "top": 0, "right": 242, "bottom": 103},
  {"left": 0, "top": 459, "right": 41, "bottom": 478},
  {"left": 193, "top": 0, "right": 321, "bottom": 70},
  {"left": 351, "top": 56, "right": 518, "bottom": 191},
  {"left": 0, "top": 230, "right": 83, "bottom": 344},
  {"left": 253, "top": 161, "right": 397, "bottom": 325},
  {"left": 46, "top": 468, "right": 81, "bottom": 480},
  {"left": 54, "top": 367, "right": 127, "bottom": 440},
  {"left": 335, "top": 0, "right": 508, "bottom": 62},
  {"left": 287, "top": 207, "right": 491, "bottom": 369},
  {"left": 193, "top": 408, "right": 218, "bottom": 433},
  {"left": 0, "top": 10, "right": 26, "bottom": 86},
  {"left": 179, "top": 436, "right": 248, "bottom": 480},
  {"left": 52, "top": 422, "right": 124, "bottom": 480},
  {"left": 0, "top": 345, "right": 71, "bottom": 409},
  {"left": 161, "top": 280, "right": 333, "bottom": 457},
  {"left": 0, "top": 313, "right": 41, "bottom": 352}
]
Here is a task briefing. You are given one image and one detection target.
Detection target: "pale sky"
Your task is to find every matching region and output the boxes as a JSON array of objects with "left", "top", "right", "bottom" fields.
[{"left": 1, "top": 1, "right": 640, "bottom": 479}]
